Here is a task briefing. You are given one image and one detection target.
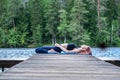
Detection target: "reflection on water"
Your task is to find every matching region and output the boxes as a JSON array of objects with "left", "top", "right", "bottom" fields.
[
  {"left": 92, "top": 47, "right": 120, "bottom": 59},
  {"left": 0, "top": 48, "right": 35, "bottom": 58}
]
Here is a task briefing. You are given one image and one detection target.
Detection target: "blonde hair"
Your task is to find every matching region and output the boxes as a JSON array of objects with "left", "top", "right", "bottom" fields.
[{"left": 80, "top": 45, "right": 91, "bottom": 55}]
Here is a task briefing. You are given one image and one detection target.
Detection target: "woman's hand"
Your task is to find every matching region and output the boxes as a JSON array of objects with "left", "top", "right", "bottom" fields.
[
  {"left": 48, "top": 49, "right": 56, "bottom": 52},
  {"left": 55, "top": 43, "right": 61, "bottom": 47},
  {"left": 55, "top": 43, "right": 70, "bottom": 52}
]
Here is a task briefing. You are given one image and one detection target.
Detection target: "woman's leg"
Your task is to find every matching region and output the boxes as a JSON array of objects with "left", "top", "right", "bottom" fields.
[
  {"left": 35, "top": 49, "right": 48, "bottom": 53},
  {"left": 38, "top": 46, "right": 54, "bottom": 50},
  {"left": 53, "top": 47, "right": 62, "bottom": 53},
  {"left": 35, "top": 46, "right": 62, "bottom": 53},
  {"left": 35, "top": 46, "right": 54, "bottom": 53}
]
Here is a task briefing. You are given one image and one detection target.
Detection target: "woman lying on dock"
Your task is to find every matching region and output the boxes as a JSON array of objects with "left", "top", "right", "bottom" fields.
[{"left": 35, "top": 43, "right": 92, "bottom": 55}]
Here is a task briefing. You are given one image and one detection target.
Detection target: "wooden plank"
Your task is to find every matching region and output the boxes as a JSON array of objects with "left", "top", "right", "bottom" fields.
[
  {"left": 2, "top": 69, "right": 120, "bottom": 74},
  {"left": 13, "top": 63, "right": 117, "bottom": 68},
  {"left": 16, "top": 60, "right": 115, "bottom": 65},
  {"left": 30, "top": 54, "right": 99, "bottom": 59},
  {"left": 0, "top": 54, "right": 120, "bottom": 80},
  {"left": 0, "top": 76, "right": 120, "bottom": 80},
  {"left": 30, "top": 54, "right": 100, "bottom": 60},
  {"left": 7, "top": 67, "right": 120, "bottom": 72}
]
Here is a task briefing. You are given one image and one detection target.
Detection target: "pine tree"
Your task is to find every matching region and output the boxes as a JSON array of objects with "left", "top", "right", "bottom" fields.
[
  {"left": 5, "top": 0, "right": 22, "bottom": 47},
  {"left": 84, "top": 0, "right": 109, "bottom": 46},
  {"left": 105, "top": 0, "right": 119, "bottom": 46},
  {"left": 7, "top": 0, "right": 22, "bottom": 30},
  {"left": 69, "top": 0, "right": 90, "bottom": 45},
  {"left": 0, "top": 0, "right": 7, "bottom": 28},
  {"left": 0, "top": 0, "right": 8, "bottom": 47},
  {"left": 45, "top": 0, "right": 60, "bottom": 45},
  {"left": 29, "top": 0, "right": 43, "bottom": 46},
  {"left": 83, "top": 0, "right": 98, "bottom": 46},
  {"left": 16, "top": 5, "right": 29, "bottom": 47},
  {"left": 0, "top": 28, "right": 6, "bottom": 47},
  {"left": 58, "top": 9, "right": 68, "bottom": 43}
]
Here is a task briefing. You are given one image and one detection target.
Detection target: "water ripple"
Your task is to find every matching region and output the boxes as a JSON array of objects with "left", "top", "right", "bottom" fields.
[{"left": 0, "top": 48, "right": 120, "bottom": 59}]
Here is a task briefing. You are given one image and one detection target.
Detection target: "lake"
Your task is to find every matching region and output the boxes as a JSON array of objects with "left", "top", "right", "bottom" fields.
[{"left": 0, "top": 48, "right": 120, "bottom": 60}]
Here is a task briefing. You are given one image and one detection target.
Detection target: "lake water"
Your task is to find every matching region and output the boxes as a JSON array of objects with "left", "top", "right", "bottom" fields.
[
  {"left": 0, "top": 47, "right": 120, "bottom": 60},
  {"left": 92, "top": 47, "right": 120, "bottom": 60}
]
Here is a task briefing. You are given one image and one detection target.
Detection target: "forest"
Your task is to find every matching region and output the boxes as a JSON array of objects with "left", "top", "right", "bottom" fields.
[{"left": 0, "top": 0, "right": 120, "bottom": 48}]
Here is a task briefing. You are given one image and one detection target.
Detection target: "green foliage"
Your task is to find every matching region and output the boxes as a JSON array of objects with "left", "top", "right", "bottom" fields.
[
  {"left": 17, "top": 24, "right": 28, "bottom": 47},
  {"left": 32, "top": 24, "right": 42, "bottom": 47},
  {"left": 28, "top": 0, "right": 44, "bottom": 46},
  {"left": 111, "top": 20, "right": 120, "bottom": 46},
  {"left": 0, "top": 28, "right": 7, "bottom": 47},
  {"left": 7, "top": 29, "right": 19, "bottom": 47},
  {"left": 0, "top": 0, "right": 120, "bottom": 47},
  {"left": 57, "top": 9, "right": 68, "bottom": 43},
  {"left": 45, "top": 0, "right": 60, "bottom": 45},
  {"left": 68, "top": 0, "right": 90, "bottom": 45}
]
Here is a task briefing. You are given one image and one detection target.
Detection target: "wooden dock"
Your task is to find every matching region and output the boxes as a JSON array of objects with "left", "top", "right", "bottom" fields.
[
  {"left": 0, "top": 58, "right": 27, "bottom": 72},
  {"left": 0, "top": 54, "right": 120, "bottom": 80}
]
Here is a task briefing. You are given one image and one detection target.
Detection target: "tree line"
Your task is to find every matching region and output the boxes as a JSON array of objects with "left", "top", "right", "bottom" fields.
[{"left": 0, "top": 0, "right": 120, "bottom": 48}]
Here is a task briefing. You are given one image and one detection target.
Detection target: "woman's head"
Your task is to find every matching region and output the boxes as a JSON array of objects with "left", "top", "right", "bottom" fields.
[{"left": 80, "top": 45, "right": 92, "bottom": 55}]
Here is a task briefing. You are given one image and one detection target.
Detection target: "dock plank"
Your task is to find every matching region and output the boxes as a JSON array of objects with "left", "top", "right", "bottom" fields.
[{"left": 0, "top": 54, "right": 120, "bottom": 80}]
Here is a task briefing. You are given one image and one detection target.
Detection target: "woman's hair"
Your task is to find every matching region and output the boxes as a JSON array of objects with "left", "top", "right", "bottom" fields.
[
  {"left": 67, "top": 44, "right": 77, "bottom": 50},
  {"left": 81, "top": 45, "right": 92, "bottom": 55},
  {"left": 79, "top": 48, "right": 86, "bottom": 53}
]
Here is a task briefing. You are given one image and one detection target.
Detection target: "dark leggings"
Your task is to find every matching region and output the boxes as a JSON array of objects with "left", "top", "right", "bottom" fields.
[{"left": 35, "top": 46, "right": 62, "bottom": 53}]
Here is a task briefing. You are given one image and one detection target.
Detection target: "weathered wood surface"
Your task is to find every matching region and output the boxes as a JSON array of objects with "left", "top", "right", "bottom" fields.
[{"left": 0, "top": 54, "right": 120, "bottom": 80}]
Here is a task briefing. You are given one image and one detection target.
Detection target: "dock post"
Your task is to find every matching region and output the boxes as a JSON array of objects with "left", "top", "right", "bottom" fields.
[{"left": 2, "top": 66, "right": 4, "bottom": 72}]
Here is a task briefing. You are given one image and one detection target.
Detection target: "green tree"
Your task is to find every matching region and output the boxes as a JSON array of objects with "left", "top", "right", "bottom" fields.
[
  {"left": 45, "top": 0, "right": 60, "bottom": 45},
  {"left": 0, "top": 0, "right": 7, "bottom": 28},
  {"left": 69, "top": 0, "right": 90, "bottom": 45},
  {"left": 0, "top": 28, "right": 7, "bottom": 47},
  {"left": 111, "top": 20, "right": 120, "bottom": 46},
  {"left": 29, "top": 0, "right": 44, "bottom": 46},
  {"left": 7, "top": 0, "right": 22, "bottom": 30},
  {"left": 83, "top": 0, "right": 98, "bottom": 46},
  {"left": 0, "top": 0, "right": 8, "bottom": 47},
  {"left": 95, "top": 0, "right": 110, "bottom": 46},
  {"left": 7, "top": 29, "right": 19, "bottom": 47},
  {"left": 58, "top": 9, "right": 68, "bottom": 43},
  {"left": 84, "top": 0, "right": 109, "bottom": 46},
  {"left": 5, "top": 0, "right": 23, "bottom": 47},
  {"left": 104, "top": 0, "right": 118, "bottom": 46},
  {"left": 116, "top": 0, "right": 120, "bottom": 46}
]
